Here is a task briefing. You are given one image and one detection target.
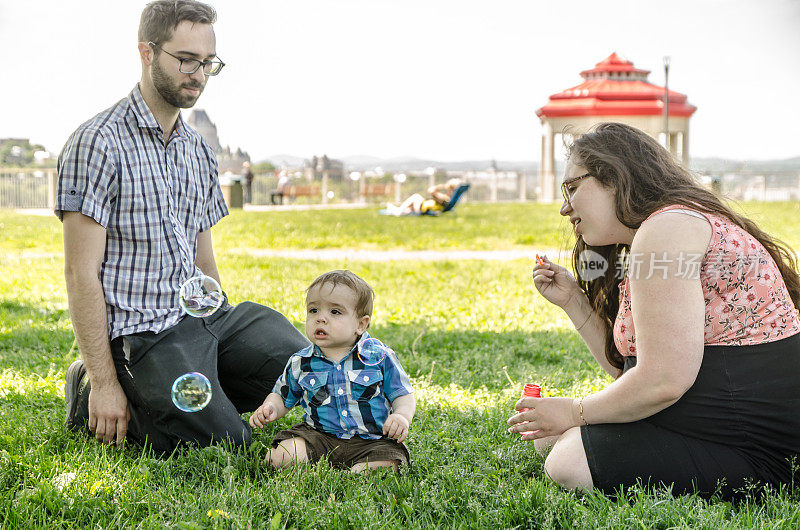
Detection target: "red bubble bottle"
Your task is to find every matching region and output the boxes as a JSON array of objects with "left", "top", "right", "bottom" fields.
[
  {"left": 521, "top": 384, "right": 541, "bottom": 407},
  {"left": 519, "top": 383, "right": 541, "bottom": 436}
]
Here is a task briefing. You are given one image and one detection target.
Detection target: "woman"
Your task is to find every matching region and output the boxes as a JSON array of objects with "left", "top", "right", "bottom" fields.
[
  {"left": 507, "top": 122, "right": 800, "bottom": 499},
  {"left": 384, "top": 178, "right": 462, "bottom": 216}
]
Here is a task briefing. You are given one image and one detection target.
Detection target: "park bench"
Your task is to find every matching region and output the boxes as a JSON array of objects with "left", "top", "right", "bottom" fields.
[
  {"left": 360, "top": 182, "right": 395, "bottom": 202},
  {"left": 283, "top": 185, "right": 320, "bottom": 202},
  {"left": 362, "top": 183, "right": 395, "bottom": 197}
]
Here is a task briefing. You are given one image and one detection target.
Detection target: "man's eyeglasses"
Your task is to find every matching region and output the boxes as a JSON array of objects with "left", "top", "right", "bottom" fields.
[
  {"left": 561, "top": 172, "right": 591, "bottom": 203},
  {"left": 149, "top": 42, "right": 225, "bottom": 76}
]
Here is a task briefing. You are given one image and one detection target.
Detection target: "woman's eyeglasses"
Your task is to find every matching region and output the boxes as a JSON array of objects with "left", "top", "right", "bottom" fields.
[{"left": 561, "top": 172, "right": 591, "bottom": 203}]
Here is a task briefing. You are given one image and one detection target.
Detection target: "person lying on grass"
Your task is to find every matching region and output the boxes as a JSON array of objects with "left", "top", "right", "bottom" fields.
[
  {"left": 249, "top": 270, "right": 415, "bottom": 472},
  {"left": 384, "top": 178, "right": 462, "bottom": 216}
]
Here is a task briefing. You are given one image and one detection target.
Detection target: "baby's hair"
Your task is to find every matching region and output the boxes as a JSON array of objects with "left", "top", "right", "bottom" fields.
[{"left": 307, "top": 270, "right": 374, "bottom": 320}]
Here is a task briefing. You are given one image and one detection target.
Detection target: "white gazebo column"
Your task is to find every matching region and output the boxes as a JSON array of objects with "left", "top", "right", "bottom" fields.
[
  {"left": 669, "top": 133, "right": 679, "bottom": 157},
  {"left": 539, "top": 121, "right": 555, "bottom": 203},
  {"left": 681, "top": 127, "right": 690, "bottom": 166}
]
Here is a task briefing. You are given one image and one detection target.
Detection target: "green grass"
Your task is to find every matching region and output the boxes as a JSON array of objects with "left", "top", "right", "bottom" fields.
[
  {"left": 2, "top": 202, "right": 800, "bottom": 528},
  {"left": 213, "top": 203, "right": 572, "bottom": 252}
]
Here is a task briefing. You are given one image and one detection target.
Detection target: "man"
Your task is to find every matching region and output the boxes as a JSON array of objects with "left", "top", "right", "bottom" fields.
[
  {"left": 241, "top": 161, "right": 254, "bottom": 204},
  {"left": 57, "top": 0, "right": 308, "bottom": 453},
  {"left": 271, "top": 172, "right": 290, "bottom": 205}
]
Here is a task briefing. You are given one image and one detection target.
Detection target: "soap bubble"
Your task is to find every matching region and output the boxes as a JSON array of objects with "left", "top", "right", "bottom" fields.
[
  {"left": 171, "top": 372, "right": 212, "bottom": 412},
  {"left": 179, "top": 275, "right": 223, "bottom": 318},
  {"left": 357, "top": 337, "right": 390, "bottom": 366}
]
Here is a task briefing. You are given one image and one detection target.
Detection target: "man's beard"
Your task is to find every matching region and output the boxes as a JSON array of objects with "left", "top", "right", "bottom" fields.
[{"left": 151, "top": 58, "right": 204, "bottom": 109}]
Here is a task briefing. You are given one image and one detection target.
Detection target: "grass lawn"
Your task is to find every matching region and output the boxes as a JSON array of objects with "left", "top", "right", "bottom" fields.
[{"left": 1, "top": 202, "right": 800, "bottom": 528}]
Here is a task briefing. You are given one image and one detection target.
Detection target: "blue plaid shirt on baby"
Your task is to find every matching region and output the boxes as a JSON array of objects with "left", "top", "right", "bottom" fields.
[
  {"left": 272, "top": 333, "right": 414, "bottom": 440},
  {"left": 54, "top": 84, "right": 228, "bottom": 340}
]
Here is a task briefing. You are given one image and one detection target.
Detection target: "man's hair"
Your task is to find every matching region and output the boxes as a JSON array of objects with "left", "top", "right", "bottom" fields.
[
  {"left": 307, "top": 270, "right": 374, "bottom": 320},
  {"left": 138, "top": 0, "right": 216, "bottom": 45}
]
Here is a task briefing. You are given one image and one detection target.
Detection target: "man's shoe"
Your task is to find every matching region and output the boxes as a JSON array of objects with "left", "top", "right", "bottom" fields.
[{"left": 64, "top": 360, "right": 90, "bottom": 432}]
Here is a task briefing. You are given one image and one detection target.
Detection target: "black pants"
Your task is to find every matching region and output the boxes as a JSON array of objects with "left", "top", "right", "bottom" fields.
[
  {"left": 109, "top": 301, "right": 309, "bottom": 453},
  {"left": 582, "top": 334, "right": 800, "bottom": 500}
]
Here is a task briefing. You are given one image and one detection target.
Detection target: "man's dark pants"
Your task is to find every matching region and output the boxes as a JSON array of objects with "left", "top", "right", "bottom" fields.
[{"left": 107, "top": 301, "right": 309, "bottom": 453}]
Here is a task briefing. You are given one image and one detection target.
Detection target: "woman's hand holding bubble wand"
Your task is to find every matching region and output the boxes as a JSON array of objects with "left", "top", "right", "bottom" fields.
[{"left": 532, "top": 254, "right": 581, "bottom": 310}]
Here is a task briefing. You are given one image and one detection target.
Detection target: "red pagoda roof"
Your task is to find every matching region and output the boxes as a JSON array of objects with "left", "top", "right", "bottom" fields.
[
  {"left": 580, "top": 52, "right": 650, "bottom": 78},
  {"left": 537, "top": 53, "right": 697, "bottom": 119}
]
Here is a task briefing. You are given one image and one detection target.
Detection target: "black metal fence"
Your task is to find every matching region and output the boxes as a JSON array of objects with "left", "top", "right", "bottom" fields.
[
  {"left": 247, "top": 172, "right": 536, "bottom": 206},
  {"left": 2, "top": 167, "right": 797, "bottom": 210}
]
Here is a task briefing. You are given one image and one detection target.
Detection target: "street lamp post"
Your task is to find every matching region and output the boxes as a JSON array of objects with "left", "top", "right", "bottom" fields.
[
  {"left": 663, "top": 56, "right": 670, "bottom": 150},
  {"left": 393, "top": 173, "right": 406, "bottom": 204},
  {"left": 349, "top": 171, "right": 362, "bottom": 203}
]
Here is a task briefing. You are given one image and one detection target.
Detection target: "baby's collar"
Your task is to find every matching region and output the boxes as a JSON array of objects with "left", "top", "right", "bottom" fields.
[{"left": 301, "top": 331, "right": 374, "bottom": 359}]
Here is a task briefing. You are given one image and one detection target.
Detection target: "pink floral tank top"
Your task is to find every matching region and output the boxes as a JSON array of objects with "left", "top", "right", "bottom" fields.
[{"left": 614, "top": 205, "right": 800, "bottom": 356}]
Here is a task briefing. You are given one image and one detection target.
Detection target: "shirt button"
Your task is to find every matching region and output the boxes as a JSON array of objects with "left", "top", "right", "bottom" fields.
[
  {"left": 336, "top": 365, "right": 341, "bottom": 371},
  {"left": 363, "top": 376, "right": 370, "bottom": 382},
  {"left": 338, "top": 389, "right": 343, "bottom": 395},
  {"left": 310, "top": 378, "right": 315, "bottom": 385},
  {"left": 342, "top": 410, "right": 348, "bottom": 417}
]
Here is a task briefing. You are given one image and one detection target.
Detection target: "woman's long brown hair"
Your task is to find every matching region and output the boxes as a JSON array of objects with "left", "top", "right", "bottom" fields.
[{"left": 567, "top": 122, "right": 800, "bottom": 372}]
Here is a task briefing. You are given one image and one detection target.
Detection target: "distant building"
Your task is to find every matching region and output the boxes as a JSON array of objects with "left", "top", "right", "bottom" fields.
[
  {"left": 186, "top": 109, "right": 250, "bottom": 174},
  {"left": 303, "top": 154, "right": 345, "bottom": 182}
]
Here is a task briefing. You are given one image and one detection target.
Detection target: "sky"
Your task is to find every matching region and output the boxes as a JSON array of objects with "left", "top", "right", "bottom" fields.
[{"left": 2, "top": 0, "right": 799, "bottom": 164}]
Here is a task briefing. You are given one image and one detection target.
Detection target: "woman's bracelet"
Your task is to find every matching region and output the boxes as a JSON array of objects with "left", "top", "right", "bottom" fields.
[{"left": 577, "top": 398, "right": 589, "bottom": 425}]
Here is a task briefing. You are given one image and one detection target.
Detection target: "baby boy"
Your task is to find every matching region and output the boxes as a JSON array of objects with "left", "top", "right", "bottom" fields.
[{"left": 250, "top": 270, "right": 415, "bottom": 472}]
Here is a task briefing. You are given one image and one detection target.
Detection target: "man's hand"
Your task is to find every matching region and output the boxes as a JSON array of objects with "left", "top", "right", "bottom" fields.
[
  {"left": 88, "top": 382, "right": 129, "bottom": 447},
  {"left": 249, "top": 401, "right": 278, "bottom": 428},
  {"left": 382, "top": 413, "right": 410, "bottom": 443}
]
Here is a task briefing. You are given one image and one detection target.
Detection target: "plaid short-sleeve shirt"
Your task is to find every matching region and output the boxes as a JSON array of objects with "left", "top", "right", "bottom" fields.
[
  {"left": 272, "top": 333, "right": 414, "bottom": 440},
  {"left": 55, "top": 84, "right": 228, "bottom": 340}
]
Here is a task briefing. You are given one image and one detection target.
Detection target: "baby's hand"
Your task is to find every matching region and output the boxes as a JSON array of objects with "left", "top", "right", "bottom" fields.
[
  {"left": 249, "top": 401, "right": 278, "bottom": 428},
  {"left": 382, "top": 413, "right": 410, "bottom": 443}
]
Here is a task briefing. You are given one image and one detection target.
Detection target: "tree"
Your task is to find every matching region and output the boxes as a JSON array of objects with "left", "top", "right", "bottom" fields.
[
  {"left": 251, "top": 160, "right": 276, "bottom": 174},
  {"left": 0, "top": 139, "right": 54, "bottom": 167}
]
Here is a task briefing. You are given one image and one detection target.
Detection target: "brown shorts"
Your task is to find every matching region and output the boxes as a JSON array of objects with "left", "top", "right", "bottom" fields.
[{"left": 272, "top": 423, "right": 410, "bottom": 468}]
